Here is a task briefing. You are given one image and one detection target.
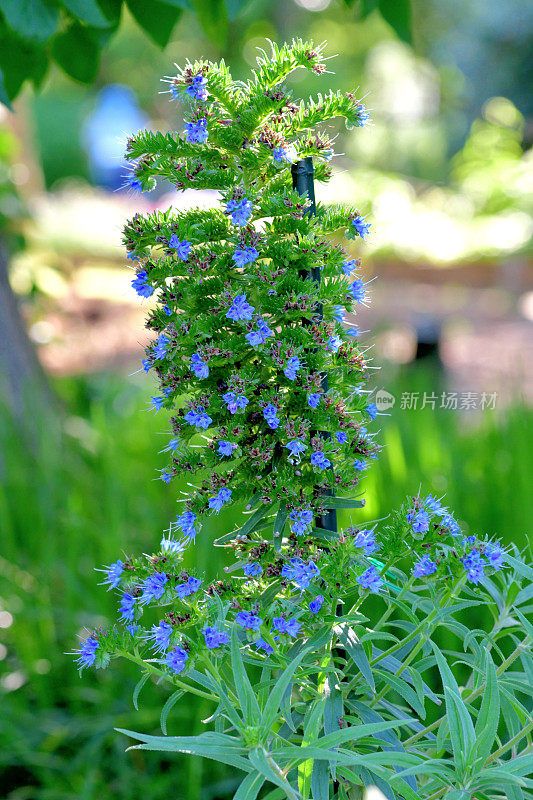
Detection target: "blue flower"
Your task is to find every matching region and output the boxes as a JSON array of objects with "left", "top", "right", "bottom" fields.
[
  {"left": 272, "top": 617, "right": 300, "bottom": 637},
  {"left": 243, "top": 563, "right": 263, "bottom": 578},
  {"left": 333, "top": 305, "right": 345, "bottom": 323},
  {"left": 226, "top": 197, "right": 253, "bottom": 226},
  {"left": 119, "top": 592, "right": 136, "bottom": 622},
  {"left": 366, "top": 403, "right": 378, "bottom": 420},
  {"left": 424, "top": 495, "right": 442, "bottom": 512},
  {"left": 153, "top": 334, "right": 170, "bottom": 360},
  {"left": 328, "top": 335, "right": 342, "bottom": 353},
  {"left": 232, "top": 247, "right": 259, "bottom": 268},
  {"left": 485, "top": 543, "right": 504, "bottom": 570},
  {"left": 411, "top": 510, "right": 430, "bottom": 534},
  {"left": 226, "top": 294, "right": 255, "bottom": 321},
  {"left": 255, "top": 637, "right": 274, "bottom": 655},
  {"left": 163, "top": 304, "right": 172, "bottom": 316},
  {"left": 217, "top": 440, "right": 235, "bottom": 457},
  {"left": 163, "top": 437, "right": 180, "bottom": 452},
  {"left": 208, "top": 487, "right": 232, "bottom": 513},
  {"left": 101, "top": 559, "right": 123, "bottom": 589},
  {"left": 311, "top": 451, "right": 331, "bottom": 470},
  {"left": 186, "top": 74, "right": 208, "bottom": 101},
  {"left": 176, "top": 576, "right": 202, "bottom": 599},
  {"left": 246, "top": 318, "right": 273, "bottom": 347},
  {"left": 73, "top": 636, "right": 99, "bottom": 670},
  {"left": 160, "top": 536, "right": 185, "bottom": 553},
  {"left": 142, "top": 358, "right": 152, "bottom": 372},
  {"left": 222, "top": 391, "right": 248, "bottom": 414},
  {"left": 349, "top": 278, "right": 366, "bottom": 304},
  {"left": 308, "top": 393, "right": 321, "bottom": 409},
  {"left": 203, "top": 626, "right": 230, "bottom": 649},
  {"left": 357, "top": 566, "right": 382, "bottom": 593},
  {"left": 165, "top": 646, "right": 189, "bottom": 674},
  {"left": 441, "top": 513, "right": 461, "bottom": 536},
  {"left": 353, "top": 459, "right": 367, "bottom": 471},
  {"left": 289, "top": 508, "right": 313, "bottom": 536},
  {"left": 273, "top": 143, "right": 297, "bottom": 163},
  {"left": 284, "top": 356, "right": 301, "bottom": 380},
  {"left": 151, "top": 395, "right": 164, "bottom": 411},
  {"left": 351, "top": 214, "right": 371, "bottom": 239},
  {"left": 335, "top": 431, "right": 348, "bottom": 444},
  {"left": 263, "top": 404, "right": 280, "bottom": 429},
  {"left": 235, "top": 611, "right": 262, "bottom": 631},
  {"left": 148, "top": 620, "right": 173, "bottom": 653},
  {"left": 285, "top": 439, "right": 307, "bottom": 463},
  {"left": 342, "top": 259, "right": 358, "bottom": 275},
  {"left": 357, "top": 104, "right": 370, "bottom": 126},
  {"left": 131, "top": 270, "right": 154, "bottom": 298},
  {"left": 281, "top": 558, "right": 320, "bottom": 590},
  {"left": 176, "top": 510, "right": 197, "bottom": 539},
  {"left": 169, "top": 236, "right": 191, "bottom": 260},
  {"left": 353, "top": 529, "right": 377, "bottom": 554},
  {"left": 190, "top": 352, "right": 209, "bottom": 379},
  {"left": 184, "top": 118, "right": 208, "bottom": 143},
  {"left": 413, "top": 555, "right": 438, "bottom": 578},
  {"left": 184, "top": 407, "right": 213, "bottom": 428},
  {"left": 346, "top": 327, "right": 359, "bottom": 337},
  {"left": 161, "top": 471, "right": 172, "bottom": 484},
  {"left": 309, "top": 595, "right": 324, "bottom": 614},
  {"left": 462, "top": 551, "right": 486, "bottom": 584},
  {"left": 140, "top": 572, "right": 168, "bottom": 604}
]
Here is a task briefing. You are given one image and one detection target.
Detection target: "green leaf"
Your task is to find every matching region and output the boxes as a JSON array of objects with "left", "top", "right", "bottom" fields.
[
  {"left": 215, "top": 503, "right": 273, "bottom": 545},
  {"left": 473, "top": 652, "right": 500, "bottom": 769},
  {"left": 323, "top": 676, "right": 343, "bottom": 735},
  {"left": 322, "top": 497, "right": 364, "bottom": 510},
  {"left": 248, "top": 748, "right": 299, "bottom": 798},
  {"left": 260, "top": 650, "right": 307, "bottom": 735},
  {"left": 126, "top": 0, "right": 182, "bottom": 48},
  {"left": 378, "top": 0, "right": 412, "bottom": 44},
  {"left": 273, "top": 503, "right": 288, "bottom": 551},
  {"left": 191, "top": 0, "right": 228, "bottom": 47},
  {"left": 231, "top": 625, "right": 261, "bottom": 725},
  {"left": 132, "top": 672, "right": 150, "bottom": 711},
  {"left": 160, "top": 689, "right": 184, "bottom": 734},
  {"left": 432, "top": 644, "right": 475, "bottom": 776},
  {"left": 310, "top": 759, "right": 329, "bottom": 800},
  {"left": 234, "top": 771, "right": 266, "bottom": 800},
  {"left": 188, "top": 669, "right": 243, "bottom": 730},
  {"left": 335, "top": 623, "right": 375, "bottom": 691},
  {"left": 373, "top": 668, "right": 426, "bottom": 718},
  {"left": 52, "top": 22, "right": 100, "bottom": 83},
  {"left": 504, "top": 554, "right": 533, "bottom": 582},
  {"left": 0, "top": 0, "right": 59, "bottom": 42},
  {"left": 0, "top": 67, "right": 12, "bottom": 109},
  {"left": 61, "top": 0, "right": 114, "bottom": 27},
  {"left": 0, "top": 28, "right": 48, "bottom": 99},
  {"left": 116, "top": 728, "right": 253, "bottom": 772}
]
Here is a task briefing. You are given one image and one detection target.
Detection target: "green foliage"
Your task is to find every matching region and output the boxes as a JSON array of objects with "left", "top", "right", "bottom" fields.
[
  {"left": 0, "top": 0, "right": 414, "bottom": 107},
  {"left": 0, "top": 372, "right": 532, "bottom": 798},
  {"left": 74, "top": 40, "right": 532, "bottom": 799}
]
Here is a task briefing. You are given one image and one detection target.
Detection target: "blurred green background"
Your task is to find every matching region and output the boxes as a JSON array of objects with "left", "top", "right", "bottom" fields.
[{"left": 0, "top": 1, "right": 532, "bottom": 798}]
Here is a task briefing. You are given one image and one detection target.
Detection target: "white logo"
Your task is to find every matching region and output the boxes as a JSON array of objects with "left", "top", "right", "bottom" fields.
[{"left": 375, "top": 389, "right": 396, "bottom": 411}]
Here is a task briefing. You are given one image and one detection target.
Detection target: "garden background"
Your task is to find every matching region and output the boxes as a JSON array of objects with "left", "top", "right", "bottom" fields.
[{"left": 0, "top": 0, "right": 532, "bottom": 798}]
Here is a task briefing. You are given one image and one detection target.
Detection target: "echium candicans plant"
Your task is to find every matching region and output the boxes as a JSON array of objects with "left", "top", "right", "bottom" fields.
[{"left": 76, "top": 41, "right": 533, "bottom": 800}]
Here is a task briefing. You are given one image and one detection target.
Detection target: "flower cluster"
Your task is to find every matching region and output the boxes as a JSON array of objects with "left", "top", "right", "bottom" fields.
[
  {"left": 76, "top": 39, "right": 508, "bottom": 723},
  {"left": 123, "top": 41, "right": 377, "bottom": 539}
]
